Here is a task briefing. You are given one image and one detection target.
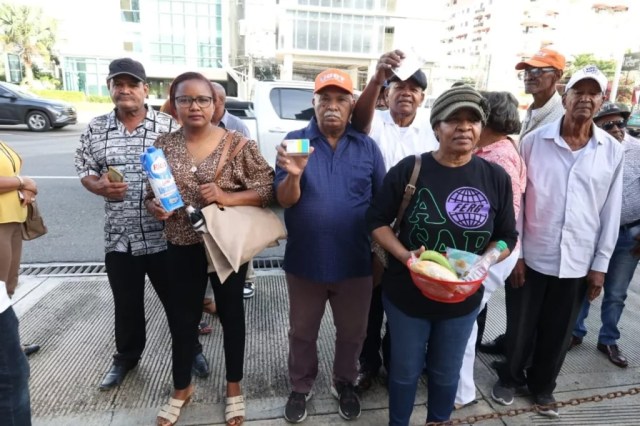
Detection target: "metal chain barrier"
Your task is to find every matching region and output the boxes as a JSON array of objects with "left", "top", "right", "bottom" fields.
[{"left": 425, "top": 387, "right": 640, "bottom": 426}]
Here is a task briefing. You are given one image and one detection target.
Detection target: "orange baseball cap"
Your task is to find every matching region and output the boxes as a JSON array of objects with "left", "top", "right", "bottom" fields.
[
  {"left": 314, "top": 68, "right": 353, "bottom": 94},
  {"left": 515, "top": 48, "right": 566, "bottom": 71}
]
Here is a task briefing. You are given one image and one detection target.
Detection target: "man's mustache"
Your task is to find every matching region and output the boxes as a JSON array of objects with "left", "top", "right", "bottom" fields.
[{"left": 323, "top": 112, "right": 341, "bottom": 119}]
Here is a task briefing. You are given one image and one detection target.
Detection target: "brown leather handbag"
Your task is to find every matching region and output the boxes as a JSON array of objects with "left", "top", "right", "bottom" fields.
[{"left": 22, "top": 201, "right": 48, "bottom": 241}]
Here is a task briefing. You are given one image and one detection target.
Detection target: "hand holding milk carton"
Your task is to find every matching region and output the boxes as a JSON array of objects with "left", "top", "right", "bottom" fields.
[{"left": 140, "top": 146, "right": 184, "bottom": 212}]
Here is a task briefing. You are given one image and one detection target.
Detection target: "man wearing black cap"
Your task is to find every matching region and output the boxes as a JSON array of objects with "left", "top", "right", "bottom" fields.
[
  {"left": 74, "top": 58, "right": 209, "bottom": 390},
  {"left": 569, "top": 102, "right": 640, "bottom": 368},
  {"left": 351, "top": 49, "right": 438, "bottom": 392}
]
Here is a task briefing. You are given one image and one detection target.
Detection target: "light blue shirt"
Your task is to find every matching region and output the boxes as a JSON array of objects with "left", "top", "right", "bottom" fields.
[
  {"left": 519, "top": 118, "right": 624, "bottom": 277},
  {"left": 219, "top": 110, "right": 250, "bottom": 137},
  {"left": 621, "top": 133, "right": 640, "bottom": 226}
]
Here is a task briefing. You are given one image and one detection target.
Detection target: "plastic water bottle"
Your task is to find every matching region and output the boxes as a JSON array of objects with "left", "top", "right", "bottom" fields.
[
  {"left": 186, "top": 205, "right": 207, "bottom": 234},
  {"left": 462, "top": 240, "right": 508, "bottom": 281},
  {"left": 140, "top": 146, "right": 184, "bottom": 212}
]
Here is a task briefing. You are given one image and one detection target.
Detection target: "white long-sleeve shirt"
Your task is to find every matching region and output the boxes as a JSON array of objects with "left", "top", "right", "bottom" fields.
[
  {"left": 369, "top": 108, "right": 439, "bottom": 171},
  {"left": 519, "top": 118, "right": 624, "bottom": 278},
  {"left": 0, "top": 280, "right": 10, "bottom": 314}
]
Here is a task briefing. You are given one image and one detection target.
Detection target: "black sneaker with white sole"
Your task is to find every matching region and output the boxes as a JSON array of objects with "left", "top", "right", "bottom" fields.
[
  {"left": 284, "top": 391, "right": 313, "bottom": 423},
  {"left": 331, "top": 382, "right": 361, "bottom": 420},
  {"left": 491, "top": 381, "right": 514, "bottom": 406},
  {"left": 533, "top": 393, "right": 559, "bottom": 418}
]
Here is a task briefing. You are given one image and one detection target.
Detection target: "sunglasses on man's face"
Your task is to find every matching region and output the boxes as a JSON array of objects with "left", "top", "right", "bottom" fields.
[
  {"left": 517, "top": 67, "right": 556, "bottom": 80},
  {"left": 599, "top": 120, "right": 626, "bottom": 131}
]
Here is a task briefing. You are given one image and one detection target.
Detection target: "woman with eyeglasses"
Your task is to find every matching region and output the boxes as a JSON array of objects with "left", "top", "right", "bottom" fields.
[{"left": 145, "top": 71, "right": 274, "bottom": 426}]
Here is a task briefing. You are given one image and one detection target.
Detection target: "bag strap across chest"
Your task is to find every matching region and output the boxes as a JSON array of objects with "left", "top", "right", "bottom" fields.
[
  {"left": 392, "top": 154, "right": 422, "bottom": 234},
  {"left": 214, "top": 131, "right": 249, "bottom": 182}
]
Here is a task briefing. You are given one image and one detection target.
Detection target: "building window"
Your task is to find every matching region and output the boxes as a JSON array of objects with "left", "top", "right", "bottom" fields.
[
  {"left": 149, "top": 0, "right": 222, "bottom": 67},
  {"left": 121, "top": 0, "right": 140, "bottom": 23},
  {"left": 63, "top": 57, "right": 111, "bottom": 96},
  {"left": 290, "top": 9, "right": 386, "bottom": 54}
]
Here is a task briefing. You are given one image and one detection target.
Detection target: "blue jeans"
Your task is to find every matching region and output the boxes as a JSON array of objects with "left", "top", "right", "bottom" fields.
[
  {"left": 0, "top": 307, "right": 31, "bottom": 425},
  {"left": 574, "top": 225, "right": 640, "bottom": 345},
  {"left": 383, "top": 294, "right": 479, "bottom": 425}
]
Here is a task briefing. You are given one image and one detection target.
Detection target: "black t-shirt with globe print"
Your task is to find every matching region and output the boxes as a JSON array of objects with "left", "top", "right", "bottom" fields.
[{"left": 367, "top": 152, "right": 518, "bottom": 320}]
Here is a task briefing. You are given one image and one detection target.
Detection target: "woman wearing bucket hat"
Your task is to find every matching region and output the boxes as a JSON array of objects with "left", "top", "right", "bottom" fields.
[{"left": 366, "top": 85, "right": 518, "bottom": 425}]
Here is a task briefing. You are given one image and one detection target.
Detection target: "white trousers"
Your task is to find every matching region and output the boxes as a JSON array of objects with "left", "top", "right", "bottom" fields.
[{"left": 455, "top": 248, "right": 520, "bottom": 405}]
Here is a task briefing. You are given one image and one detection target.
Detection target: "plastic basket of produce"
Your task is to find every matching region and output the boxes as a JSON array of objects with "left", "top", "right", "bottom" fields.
[{"left": 406, "top": 253, "right": 485, "bottom": 303}]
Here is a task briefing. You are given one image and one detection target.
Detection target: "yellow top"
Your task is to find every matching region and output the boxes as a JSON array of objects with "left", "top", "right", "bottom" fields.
[{"left": 0, "top": 141, "right": 27, "bottom": 224}]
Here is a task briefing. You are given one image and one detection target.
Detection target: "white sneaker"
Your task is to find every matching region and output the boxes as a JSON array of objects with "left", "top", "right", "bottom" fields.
[{"left": 243, "top": 282, "right": 255, "bottom": 299}]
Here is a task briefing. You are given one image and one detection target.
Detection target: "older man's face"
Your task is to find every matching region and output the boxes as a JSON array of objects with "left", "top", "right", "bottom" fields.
[
  {"left": 387, "top": 80, "right": 424, "bottom": 117},
  {"left": 595, "top": 113, "right": 626, "bottom": 142},
  {"left": 523, "top": 67, "right": 561, "bottom": 96},
  {"left": 109, "top": 75, "right": 148, "bottom": 113},
  {"left": 563, "top": 79, "right": 604, "bottom": 123},
  {"left": 313, "top": 87, "right": 354, "bottom": 134}
]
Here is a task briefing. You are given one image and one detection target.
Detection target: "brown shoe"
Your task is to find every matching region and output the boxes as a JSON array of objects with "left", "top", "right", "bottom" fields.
[
  {"left": 568, "top": 335, "right": 582, "bottom": 350},
  {"left": 597, "top": 343, "right": 628, "bottom": 368}
]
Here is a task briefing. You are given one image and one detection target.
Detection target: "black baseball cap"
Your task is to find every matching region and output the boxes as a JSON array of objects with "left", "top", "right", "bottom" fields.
[
  {"left": 594, "top": 101, "right": 630, "bottom": 121},
  {"left": 388, "top": 69, "right": 427, "bottom": 90},
  {"left": 107, "top": 58, "right": 146, "bottom": 82}
]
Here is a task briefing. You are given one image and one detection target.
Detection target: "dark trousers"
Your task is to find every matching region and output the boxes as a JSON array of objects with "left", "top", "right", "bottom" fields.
[
  {"left": 498, "top": 265, "right": 587, "bottom": 395},
  {"left": 167, "top": 243, "right": 247, "bottom": 385},
  {"left": 286, "top": 273, "right": 372, "bottom": 393},
  {"left": 104, "top": 249, "right": 173, "bottom": 369},
  {"left": 359, "top": 284, "right": 390, "bottom": 373},
  {"left": 0, "top": 307, "right": 31, "bottom": 426}
]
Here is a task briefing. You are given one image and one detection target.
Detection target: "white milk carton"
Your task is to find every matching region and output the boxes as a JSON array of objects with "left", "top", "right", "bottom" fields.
[{"left": 140, "top": 146, "right": 184, "bottom": 212}]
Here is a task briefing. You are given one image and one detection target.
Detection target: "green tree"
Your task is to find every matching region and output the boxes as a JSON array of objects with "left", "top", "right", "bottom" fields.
[
  {"left": 564, "top": 54, "right": 617, "bottom": 80},
  {"left": 0, "top": 3, "right": 57, "bottom": 84}
]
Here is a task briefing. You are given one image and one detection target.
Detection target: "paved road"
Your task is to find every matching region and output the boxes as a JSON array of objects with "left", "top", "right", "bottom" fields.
[{"left": 0, "top": 123, "right": 285, "bottom": 264}]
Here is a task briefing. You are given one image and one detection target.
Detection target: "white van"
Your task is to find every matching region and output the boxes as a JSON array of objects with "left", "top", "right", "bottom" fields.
[{"left": 250, "top": 81, "right": 316, "bottom": 168}]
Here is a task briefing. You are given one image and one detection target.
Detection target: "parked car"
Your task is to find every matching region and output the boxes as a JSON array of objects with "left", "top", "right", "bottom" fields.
[
  {"left": 627, "top": 109, "right": 640, "bottom": 137},
  {"left": 0, "top": 82, "right": 77, "bottom": 131}
]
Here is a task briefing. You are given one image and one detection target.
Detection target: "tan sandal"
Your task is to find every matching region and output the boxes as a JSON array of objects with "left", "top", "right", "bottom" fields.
[
  {"left": 225, "top": 395, "right": 245, "bottom": 426},
  {"left": 157, "top": 395, "right": 192, "bottom": 426}
]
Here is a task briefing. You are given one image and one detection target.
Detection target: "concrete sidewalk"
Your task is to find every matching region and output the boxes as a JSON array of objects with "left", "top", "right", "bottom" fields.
[{"left": 13, "top": 268, "right": 640, "bottom": 426}]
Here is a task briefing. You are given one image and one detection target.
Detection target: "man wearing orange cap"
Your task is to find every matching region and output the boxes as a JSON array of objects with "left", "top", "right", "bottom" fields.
[
  {"left": 516, "top": 48, "right": 566, "bottom": 138},
  {"left": 274, "top": 68, "right": 385, "bottom": 423},
  {"left": 478, "top": 48, "right": 567, "bottom": 357}
]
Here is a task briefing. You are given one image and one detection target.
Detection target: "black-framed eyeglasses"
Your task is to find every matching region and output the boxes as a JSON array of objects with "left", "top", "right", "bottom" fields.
[
  {"left": 599, "top": 120, "right": 626, "bottom": 131},
  {"left": 175, "top": 96, "right": 213, "bottom": 108},
  {"left": 518, "top": 67, "right": 556, "bottom": 80}
]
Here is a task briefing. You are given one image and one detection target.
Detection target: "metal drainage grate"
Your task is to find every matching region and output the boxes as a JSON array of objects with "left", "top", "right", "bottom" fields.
[
  {"left": 20, "top": 258, "right": 284, "bottom": 277},
  {"left": 20, "top": 263, "right": 107, "bottom": 277},
  {"left": 253, "top": 257, "right": 284, "bottom": 270}
]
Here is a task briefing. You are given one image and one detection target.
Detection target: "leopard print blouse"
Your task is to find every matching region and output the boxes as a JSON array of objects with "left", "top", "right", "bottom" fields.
[{"left": 147, "top": 128, "right": 275, "bottom": 246}]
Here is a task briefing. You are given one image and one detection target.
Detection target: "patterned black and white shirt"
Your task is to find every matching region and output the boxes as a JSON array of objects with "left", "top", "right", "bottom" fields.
[{"left": 75, "top": 106, "right": 179, "bottom": 256}]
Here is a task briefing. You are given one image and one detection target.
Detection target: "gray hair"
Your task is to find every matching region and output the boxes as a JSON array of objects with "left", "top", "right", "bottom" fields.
[{"left": 479, "top": 91, "right": 522, "bottom": 135}]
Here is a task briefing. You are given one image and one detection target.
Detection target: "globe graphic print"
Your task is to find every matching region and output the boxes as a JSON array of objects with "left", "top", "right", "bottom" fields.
[{"left": 446, "top": 187, "right": 490, "bottom": 229}]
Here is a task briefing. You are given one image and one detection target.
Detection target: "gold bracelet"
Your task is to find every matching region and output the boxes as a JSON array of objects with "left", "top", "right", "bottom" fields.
[{"left": 16, "top": 176, "right": 24, "bottom": 190}]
